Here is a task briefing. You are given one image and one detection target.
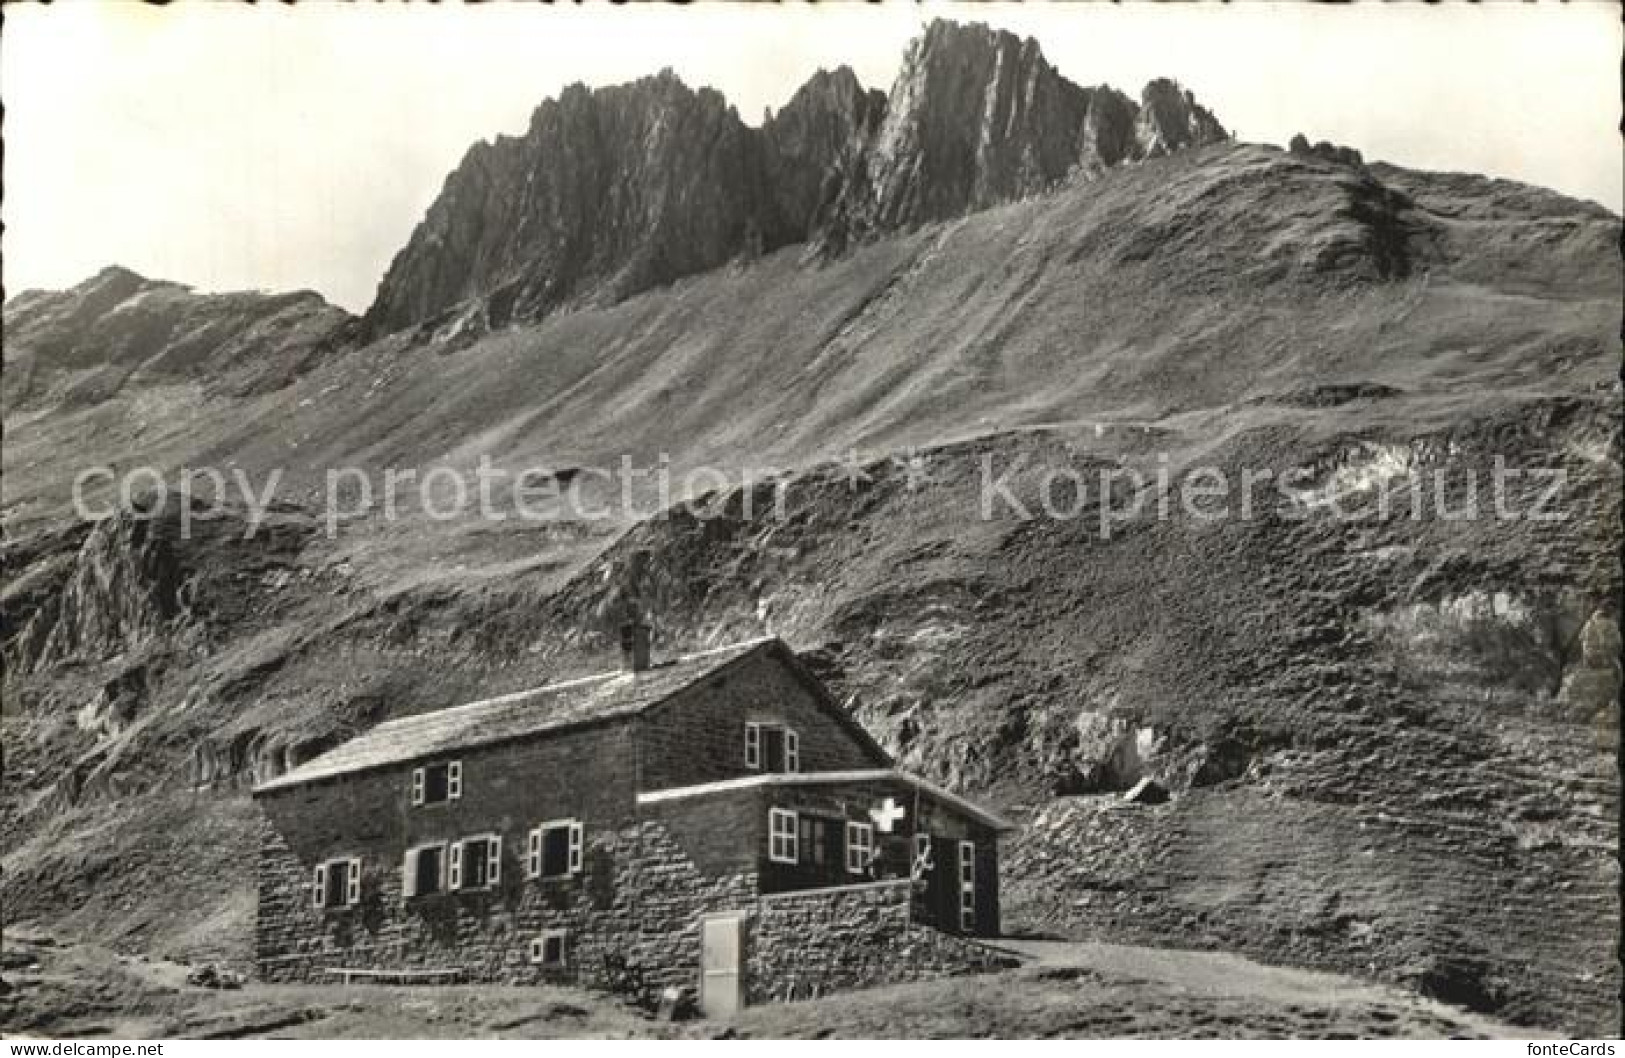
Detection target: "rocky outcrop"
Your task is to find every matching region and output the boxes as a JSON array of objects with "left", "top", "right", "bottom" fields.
[
  {"left": 362, "top": 71, "right": 797, "bottom": 339},
  {"left": 1, "top": 266, "right": 352, "bottom": 409},
  {"left": 812, "top": 22, "right": 1092, "bottom": 249},
  {"left": 1289, "top": 133, "right": 1365, "bottom": 168},
  {"left": 5, "top": 511, "right": 185, "bottom": 674},
  {"left": 364, "top": 20, "right": 1229, "bottom": 335},
  {"left": 1135, "top": 78, "right": 1227, "bottom": 158},
  {"left": 762, "top": 67, "right": 887, "bottom": 236}
]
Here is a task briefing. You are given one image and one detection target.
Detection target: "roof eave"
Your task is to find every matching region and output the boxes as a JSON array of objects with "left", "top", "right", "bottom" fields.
[{"left": 635, "top": 768, "right": 1016, "bottom": 832}]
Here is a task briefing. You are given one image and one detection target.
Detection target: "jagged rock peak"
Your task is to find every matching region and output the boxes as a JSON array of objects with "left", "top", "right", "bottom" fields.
[
  {"left": 362, "top": 67, "right": 796, "bottom": 339},
  {"left": 762, "top": 66, "right": 888, "bottom": 235},
  {"left": 814, "top": 21, "right": 1229, "bottom": 249},
  {"left": 855, "top": 20, "right": 1095, "bottom": 228},
  {"left": 363, "top": 19, "right": 1230, "bottom": 336}
]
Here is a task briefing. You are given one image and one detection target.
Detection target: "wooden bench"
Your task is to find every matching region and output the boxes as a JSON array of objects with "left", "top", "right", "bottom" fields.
[{"left": 322, "top": 967, "right": 466, "bottom": 985}]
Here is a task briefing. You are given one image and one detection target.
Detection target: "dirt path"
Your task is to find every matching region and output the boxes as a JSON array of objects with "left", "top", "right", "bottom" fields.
[
  {"left": 992, "top": 940, "right": 1545, "bottom": 1039},
  {"left": 2, "top": 931, "right": 1547, "bottom": 1039},
  {"left": 722, "top": 939, "right": 1549, "bottom": 1039}
]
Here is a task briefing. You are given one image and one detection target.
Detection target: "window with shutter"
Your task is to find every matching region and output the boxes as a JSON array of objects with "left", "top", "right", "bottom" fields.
[
  {"left": 447, "top": 834, "right": 500, "bottom": 890},
  {"left": 531, "top": 820, "right": 583, "bottom": 878},
  {"left": 749, "top": 725, "right": 799, "bottom": 773},
  {"left": 314, "top": 858, "right": 356, "bottom": 908},
  {"left": 768, "top": 808, "right": 798, "bottom": 863},
  {"left": 413, "top": 762, "right": 459, "bottom": 806}
]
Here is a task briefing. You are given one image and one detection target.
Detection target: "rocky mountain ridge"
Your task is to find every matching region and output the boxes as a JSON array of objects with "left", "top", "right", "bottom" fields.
[
  {"left": 2, "top": 266, "right": 352, "bottom": 411},
  {"left": 362, "top": 19, "right": 1228, "bottom": 337}
]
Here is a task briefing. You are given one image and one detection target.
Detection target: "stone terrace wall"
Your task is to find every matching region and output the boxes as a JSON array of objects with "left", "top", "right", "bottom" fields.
[{"left": 746, "top": 879, "right": 1009, "bottom": 1004}]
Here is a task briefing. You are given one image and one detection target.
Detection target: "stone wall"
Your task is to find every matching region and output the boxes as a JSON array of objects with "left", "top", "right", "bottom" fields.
[
  {"left": 255, "top": 807, "right": 757, "bottom": 998},
  {"left": 259, "top": 799, "right": 1005, "bottom": 1006},
  {"left": 747, "top": 880, "right": 1009, "bottom": 1004}
]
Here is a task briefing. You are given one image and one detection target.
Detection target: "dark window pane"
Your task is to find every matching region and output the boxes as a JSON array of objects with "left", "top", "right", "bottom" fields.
[
  {"left": 416, "top": 846, "right": 443, "bottom": 894},
  {"left": 324, "top": 865, "right": 348, "bottom": 906},
  {"left": 541, "top": 826, "right": 571, "bottom": 877},
  {"left": 463, "top": 838, "right": 490, "bottom": 888},
  {"left": 423, "top": 764, "right": 450, "bottom": 804},
  {"left": 763, "top": 729, "right": 785, "bottom": 772}
]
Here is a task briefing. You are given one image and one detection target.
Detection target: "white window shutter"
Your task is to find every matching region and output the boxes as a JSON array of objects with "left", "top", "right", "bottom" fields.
[
  {"left": 785, "top": 730, "right": 800, "bottom": 772},
  {"left": 403, "top": 849, "right": 418, "bottom": 898},
  {"left": 346, "top": 858, "right": 362, "bottom": 905},
  {"left": 568, "top": 823, "right": 584, "bottom": 874},
  {"left": 447, "top": 760, "right": 463, "bottom": 799},
  {"left": 312, "top": 864, "right": 328, "bottom": 909},
  {"left": 487, "top": 835, "right": 502, "bottom": 885},
  {"left": 959, "top": 840, "right": 977, "bottom": 930},
  {"left": 744, "top": 723, "right": 760, "bottom": 768},
  {"left": 527, "top": 828, "right": 542, "bottom": 878},
  {"left": 449, "top": 841, "right": 463, "bottom": 890},
  {"left": 411, "top": 768, "right": 425, "bottom": 806}
]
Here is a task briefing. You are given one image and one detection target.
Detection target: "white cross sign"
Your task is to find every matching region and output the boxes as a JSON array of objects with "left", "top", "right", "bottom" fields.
[{"left": 870, "top": 797, "right": 906, "bottom": 833}]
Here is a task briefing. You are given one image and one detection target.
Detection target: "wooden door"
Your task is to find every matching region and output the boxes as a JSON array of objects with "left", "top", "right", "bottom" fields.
[{"left": 699, "top": 913, "right": 744, "bottom": 1018}]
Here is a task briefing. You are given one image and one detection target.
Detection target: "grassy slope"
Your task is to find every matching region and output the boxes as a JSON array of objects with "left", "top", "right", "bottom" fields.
[{"left": 2, "top": 142, "right": 1619, "bottom": 1033}]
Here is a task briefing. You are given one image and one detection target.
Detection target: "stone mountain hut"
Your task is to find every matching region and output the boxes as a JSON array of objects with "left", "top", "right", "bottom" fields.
[{"left": 251, "top": 627, "right": 1011, "bottom": 1014}]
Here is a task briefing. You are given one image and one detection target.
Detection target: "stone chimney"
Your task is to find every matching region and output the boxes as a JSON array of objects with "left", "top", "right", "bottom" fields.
[{"left": 618, "top": 550, "right": 652, "bottom": 673}]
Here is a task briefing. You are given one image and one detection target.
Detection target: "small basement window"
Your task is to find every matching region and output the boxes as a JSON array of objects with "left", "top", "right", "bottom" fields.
[
  {"left": 411, "top": 760, "right": 462, "bottom": 806},
  {"left": 745, "top": 724, "right": 799, "bottom": 773},
  {"left": 403, "top": 843, "right": 446, "bottom": 897},
  {"left": 768, "top": 808, "right": 799, "bottom": 864},
  {"left": 529, "top": 930, "right": 568, "bottom": 967},
  {"left": 451, "top": 834, "right": 502, "bottom": 891},
  {"left": 845, "top": 822, "right": 874, "bottom": 875},
  {"left": 312, "top": 857, "right": 361, "bottom": 909},
  {"left": 528, "top": 820, "right": 584, "bottom": 879}
]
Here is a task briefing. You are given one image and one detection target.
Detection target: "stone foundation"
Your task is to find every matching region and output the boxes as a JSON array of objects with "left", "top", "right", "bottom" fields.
[
  {"left": 747, "top": 879, "right": 1009, "bottom": 1004},
  {"left": 256, "top": 815, "right": 755, "bottom": 997}
]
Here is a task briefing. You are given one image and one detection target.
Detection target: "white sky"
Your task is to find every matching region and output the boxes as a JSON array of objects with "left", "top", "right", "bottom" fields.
[{"left": 4, "top": 1, "right": 1619, "bottom": 313}]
